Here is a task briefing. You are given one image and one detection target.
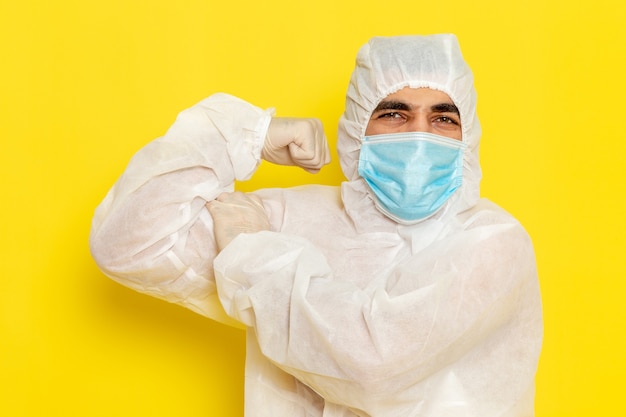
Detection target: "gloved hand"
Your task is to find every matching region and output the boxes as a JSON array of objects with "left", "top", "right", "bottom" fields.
[
  {"left": 261, "top": 117, "right": 331, "bottom": 173},
  {"left": 206, "top": 192, "right": 270, "bottom": 252}
]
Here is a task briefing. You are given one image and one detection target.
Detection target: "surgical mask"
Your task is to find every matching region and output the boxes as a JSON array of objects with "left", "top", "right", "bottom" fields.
[{"left": 358, "top": 132, "right": 467, "bottom": 224}]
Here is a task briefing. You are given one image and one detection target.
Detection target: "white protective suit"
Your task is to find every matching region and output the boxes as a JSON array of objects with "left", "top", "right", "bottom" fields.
[{"left": 90, "top": 34, "right": 543, "bottom": 417}]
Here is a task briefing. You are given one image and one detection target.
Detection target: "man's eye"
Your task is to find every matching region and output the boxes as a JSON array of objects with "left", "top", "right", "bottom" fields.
[
  {"left": 435, "top": 116, "right": 459, "bottom": 125},
  {"left": 377, "top": 112, "right": 403, "bottom": 119}
]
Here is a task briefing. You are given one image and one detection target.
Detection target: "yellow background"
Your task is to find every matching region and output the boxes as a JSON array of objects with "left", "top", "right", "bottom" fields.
[{"left": 2, "top": 0, "right": 625, "bottom": 415}]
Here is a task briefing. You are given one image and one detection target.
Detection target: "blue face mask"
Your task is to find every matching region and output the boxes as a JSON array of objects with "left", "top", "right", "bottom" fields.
[{"left": 358, "top": 132, "right": 467, "bottom": 224}]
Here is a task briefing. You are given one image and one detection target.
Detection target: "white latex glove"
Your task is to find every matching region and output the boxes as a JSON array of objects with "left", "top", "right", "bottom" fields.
[
  {"left": 261, "top": 117, "right": 331, "bottom": 173},
  {"left": 206, "top": 192, "right": 270, "bottom": 252}
]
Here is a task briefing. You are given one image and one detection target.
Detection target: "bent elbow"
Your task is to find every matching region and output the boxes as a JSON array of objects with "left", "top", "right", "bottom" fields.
[{"left": 89, "top": 227, "right": 131, "bottom": 279}]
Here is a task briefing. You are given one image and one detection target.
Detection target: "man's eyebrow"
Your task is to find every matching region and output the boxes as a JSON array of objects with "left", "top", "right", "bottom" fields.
[
  {"left": 431, "top": 103, "right": 459, "bottom": 114},
  {"left": 372, "top": 100, "right": 459, "bottom": 115},
  {"left": 372, "top": 100, "right": 411, "bottom": 113}
]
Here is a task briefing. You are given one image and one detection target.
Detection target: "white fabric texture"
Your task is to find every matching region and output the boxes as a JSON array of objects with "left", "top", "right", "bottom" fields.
[{"left": 90, "top": 34, "right": 543, "bottom": 417}]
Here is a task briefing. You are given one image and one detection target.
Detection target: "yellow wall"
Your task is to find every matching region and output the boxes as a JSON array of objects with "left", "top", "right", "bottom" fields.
[{"left": 2, "top": 0, "right": 625, "bottom": 415}]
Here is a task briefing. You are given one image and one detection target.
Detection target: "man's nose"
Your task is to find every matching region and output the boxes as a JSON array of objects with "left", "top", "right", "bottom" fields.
[{"left": 404, "top": 116, "right": 432, "bottom": 133}]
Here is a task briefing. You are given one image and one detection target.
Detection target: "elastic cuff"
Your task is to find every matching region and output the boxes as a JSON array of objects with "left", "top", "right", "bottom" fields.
[{"left": 252, "top": 107, "right": 276, "bottom": 161}]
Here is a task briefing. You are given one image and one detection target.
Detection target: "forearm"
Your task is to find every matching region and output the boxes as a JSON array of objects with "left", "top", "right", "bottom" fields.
[{"left": 213, "top": 226, "right": 542, "bottom": 412}]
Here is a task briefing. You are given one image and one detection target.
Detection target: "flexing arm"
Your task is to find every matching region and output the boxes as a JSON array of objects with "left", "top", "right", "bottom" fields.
[
  {"left": 89, "top": 93, "right": 329, "bottom": 322},
  {"left": 89, "top": 94, "right": 273, "bottom": 322}
]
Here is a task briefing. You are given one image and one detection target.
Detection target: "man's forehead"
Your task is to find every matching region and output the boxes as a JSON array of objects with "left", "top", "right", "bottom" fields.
[
  {"left": 382, "top": 87, "right": 453, "bottom": 103},
  {"left": 374, "top": 88, "right": 459, "bottom": 114}
]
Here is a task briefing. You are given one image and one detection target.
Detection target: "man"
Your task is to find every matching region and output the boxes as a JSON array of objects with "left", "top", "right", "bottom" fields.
[{"left": 90, "top": 34, "right": 543, "bottom": 416}]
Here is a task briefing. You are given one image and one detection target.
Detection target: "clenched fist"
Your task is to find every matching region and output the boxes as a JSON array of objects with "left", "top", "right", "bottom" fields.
[{"left": 262, "top": 117, "right": 331, "bottom": 173}]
